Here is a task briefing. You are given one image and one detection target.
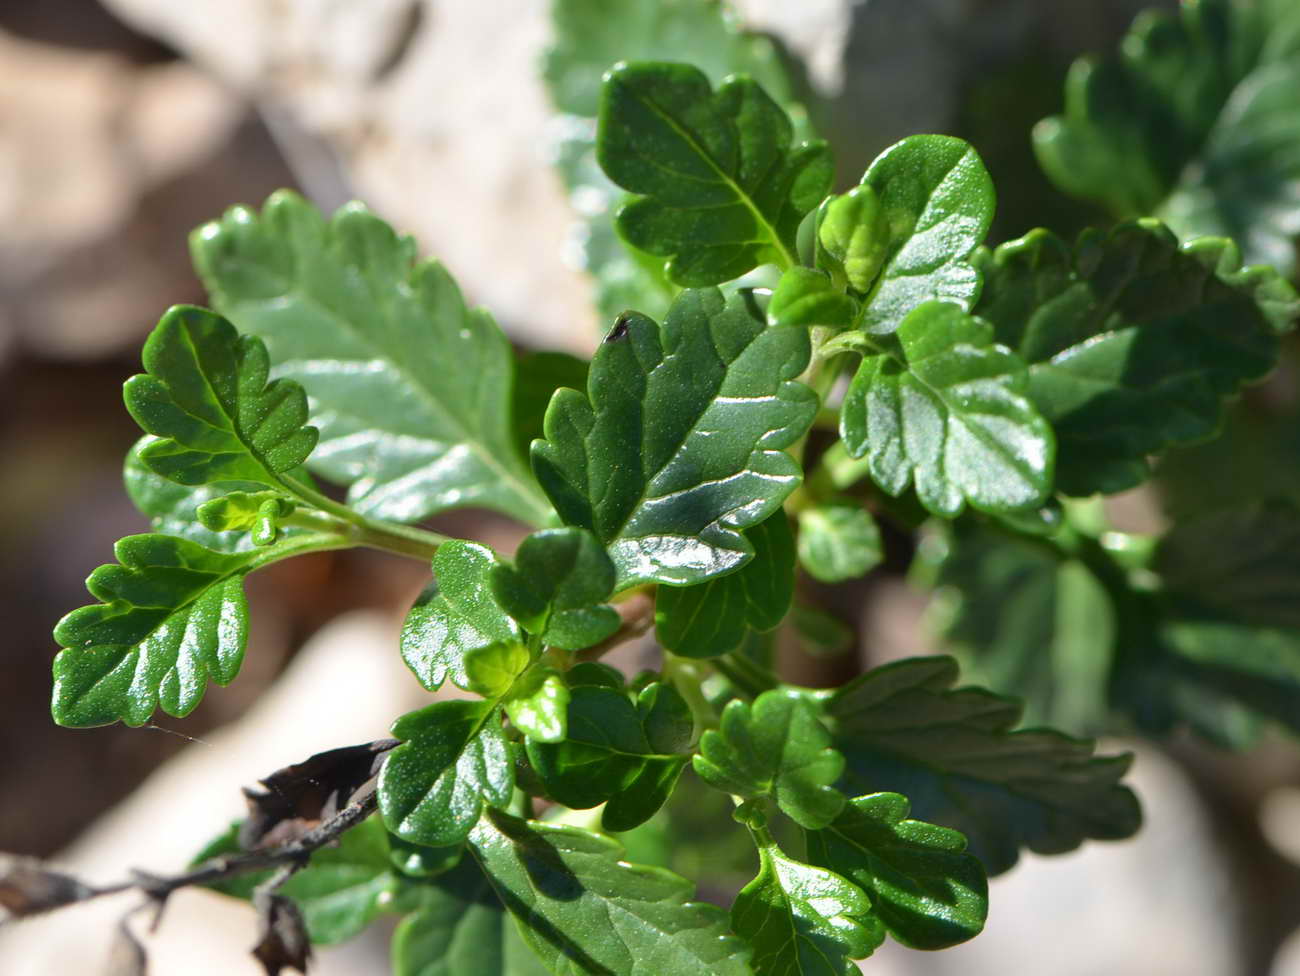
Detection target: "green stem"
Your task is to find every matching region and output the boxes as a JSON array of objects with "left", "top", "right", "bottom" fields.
[{"left": 280, "top": 475, "right": 447, "bottom": 562}]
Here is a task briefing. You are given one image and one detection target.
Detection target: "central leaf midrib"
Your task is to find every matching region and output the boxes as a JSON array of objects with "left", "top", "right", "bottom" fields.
[
  {"left": 636, "top": 92, "right": 795, "bottom": 269},
  {"left": 228, "top": 279, "right": 550, "bottom": 524}
]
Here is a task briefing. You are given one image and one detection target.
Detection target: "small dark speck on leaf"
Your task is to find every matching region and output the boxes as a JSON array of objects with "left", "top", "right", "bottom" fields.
[{"left": 605, "top": 314, "right": 632, "bottom": 343}]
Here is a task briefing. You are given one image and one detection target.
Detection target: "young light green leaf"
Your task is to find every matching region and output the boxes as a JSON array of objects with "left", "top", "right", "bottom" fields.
[
  {"left": 52, "top": 531, "right": 337, "bottom": 727},
  {"left": 826, "top": 657, "right": 1141, "bottom": 875},
  {"left": 598, "top": 62, "right": 832, "bottom": 285},
  {"left": 401, "top": 542, "right": 521, "bottom": 692},
  {"left": 850, "top": 136, "right": 995, "bottom": 335},
  {"left": 839, "top": 301, "right": 1054, "bottom": 518},
  {"left": 196, "top": 491, "right": 293, "bottom": 547},
  {"left": 123, "top": 305, "right": 317, "bottom": 488},
  {"left": 469, "top": 810, "right": 752, "bottom": 976},
  {"left": 797, "top": 501, "right": 883, "bottom": 584},
  {"left": 655, "top": 512, "right": 795, "bottom": 659},
  {"left": 379, "top": 700, "right": 514, "bottom": 848},
  {"left": 392, "top": 856, "right": 550, "bottom": 976},
  {"left": 731, "top": 835, "right": 882, "bottom": 975},
  {"left": 488, "top": 527, "right": 619, "bottom": 650},
  {"left": 190, "top": 191, "right": 553, "bottom": 526},
  {"left": 463, "top": 642, "right": 531, "bottom": 700},
  {"left": 817, "top": 185, "right": 889, "bottom": 294},
  {"left": 532, "top": 287, "right": 817, "bottom": 588},
  {"left": 1034, "top": 0, "right": 1300, "bottom": 272},
  {"left": 195, "top": 817, "right": 406, "bottom": 945},
  {"left": 767, "top": 267, "right": 859, "bottom": 329},
  {"left": 502, "top": 666, "right": 570, "bottom": 743},
  {"left": 804, "top": 793, "right": 987, "bottom": 951},
  {"left": 694, "top": 689, "right": 846, "bottom": 829},
  {"left": 973, "top": 221, "right": 1293, "bottom": 495}
]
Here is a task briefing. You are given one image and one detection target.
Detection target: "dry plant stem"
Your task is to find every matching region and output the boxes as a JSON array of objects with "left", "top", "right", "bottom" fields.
[{"left": 575, "top": 587, "right": 657, "bottom": 663}]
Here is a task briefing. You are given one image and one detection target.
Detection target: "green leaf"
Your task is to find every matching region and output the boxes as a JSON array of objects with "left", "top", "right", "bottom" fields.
[
  {"left": 838, "top": 301, "right": 1054, "bottom": 518},
  {"left": 544, "top": 0, "right": 808, "bottom": 324},
  {"left": 463, "top": 642, "right": 531, "bottom": 700},
  {"left": 52, "top": 531, "right": 335, "bottom": 727},
  {"left": 191, "top": 190, "right": 552, "bottom": 526},
  {"left": 1034, "top": 0, "right": 1300, "bottom": 272},
  {"left": 512, "top": 352, "right": 589, "bottom": 462},
  {"left": 972, "top": 221, "right": 1293, "bottom": 495},
  {"left": 767, "top": 267, "right": 859, "bottom": 329},
  {"left": 489, "top": 527, "right": 620, "bottom": 650},
  {"left": 502, "top": 667, "right": 570, "bottom": 743},
  {"left": 468, "top": 809, "right": 752, "bottom": 975},
  {"left": 694, "top": 689, "right": 845, "bottom": 829},
  {"left": 525, "top": 684, "right": 646, "bottom": 805},
  {"left": 401, "top": 542, "right": 521, "bottom": 692},
  {"left": 916, "top": 519, "right": 1115, "bottom": 734},
  {"left": 597, "top": 62, "right": 832, "bottom": 286},
  {"left": 1154, "top": 500, "right": 1300, "bottom": 631},
  {"left": 847, "top": 136, "right": 995, "bottom": 335},
  {"left": 532, "top": 287, "right": 816, "bottom": 588},
  {"left": 379, "top": 700, "right": 514, "bottom": 848},
  {"left": 195, "top": 491, "right": 293, "bottom": 547},
  {"left": 797, "top": 501, "right": 883, "bottom": 584},
  {"left": 392, "top": 856, "right": 550, "bottom": 976},
  {"left": 604, "top": 683, "right": 694, "bottom": 833},
  {"left": 826, "top": 656, "right": 1141, "bottom": 875},
  {"left": 655, "top": 512, "right": 795, "bottom": 658},
  {"left": 194, "top": 817, "right": 408, "bottom": 944},
  {"left": 731, "top": 833, "right": 881, "bottom": 975},
  {"left": 123, "top": 305, "right": 317, "bottom": 488},
  {"left": 817, "top": 186, "right": 890, "bottom": 294},
  {"left": 804, "top": 793, "right": 987, "bottom": 951}
]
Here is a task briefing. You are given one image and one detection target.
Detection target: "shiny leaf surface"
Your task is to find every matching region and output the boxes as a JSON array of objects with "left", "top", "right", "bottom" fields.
[
  {"left": 469, "top": 810, "right": 751, "bottom": 976},
  {"left": 655, "top": 512, "right": 795, "bottom": 658},
  {"left": 532, "top": 288, "right": 816, "bottom": 587},
  {"left": 191, "top": 191, "right": 552, "bottom": 526}
]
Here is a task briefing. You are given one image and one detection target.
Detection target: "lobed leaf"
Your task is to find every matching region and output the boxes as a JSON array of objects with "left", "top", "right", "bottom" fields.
[
  {"left": 804, "top": 793, "right": 987, "bottom": 951},
  {"left": 191, "top": 191, "right": 552, "bottom": 526},
  {"left": 598, "top": 62, "right": 832, "bottom": 286},
  {"left": 797, "top": 501, "right": 883, "bottom": 584},
  {"left": 401, "top": 542, "right": 521, "bottom": 692},
  {"left": 52, "top": 532, "right": 334, "bottom": 727},
  {"left": 379, "top": 700, "right": 514, "bottom": 848},
  {"left": 531, "top": 287, "right": 817, "bottom": 587},
  {"left": 826, "top": 656, "right": 1141, "bottom": 875},
  {"left": 694, "top": 690, "right": 845, "bottom": 829},
  {"left": 731, "top": 835, "right": 881, "bottom": 975},
  {"left": 124, "top": 305, "right": 317, "bottom": 489},
  {"left": 655, "top": 512, "right": 794, "bottom": 658},
  {"left": 839, "top": 301, "right": 1054, "bottom": 518},
  {"left": 1034, "top": 0, "right": 1300, "bottom": 272},
  {"left": 973, "top": 220, "right": 1294, "bottom": 495},
  {"left": 468, "top": 809, "right": 751, "bottom": 976}
]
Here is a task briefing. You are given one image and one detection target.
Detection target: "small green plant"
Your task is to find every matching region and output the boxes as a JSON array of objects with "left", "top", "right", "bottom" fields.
[{"left": 14, "top": 0, "right": 1300, "bottom": 973}]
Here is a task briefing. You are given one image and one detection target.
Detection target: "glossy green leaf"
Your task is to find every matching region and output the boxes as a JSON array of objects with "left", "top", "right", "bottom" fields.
[
  {"left": 767, "top": 267, "right": 858, "bottom": 330},
  {"left": 469, "top": 809, "right": 752, "bottom": 975},
  {"left": 797, "top": 501, "right": 883, "bottom": 584},
  {"left": 379, "top": 700, "right": 514, "bottom": 848},
  {"left": 916, "top": 519, "right": 1115, "bottom": 734},
  {"left": 502, "top": 666, "right": 570, "bottom": 743},
  {"left": 826, "top": 657, "right": 1141, "bottom": 875},
  {"left": 637, "top": 680, "right": 695, "bottom": 754},
  {"left": 1034, "top": 0, "right": 1300, "bottom": 272},
  {"left": 463, "top": 642, "right": 531, "bottom": 700},
  {"left": 52, "top": 531, "right": 335, "bottom": 727},
  {"left": 532, "top": 287, "right": 816, "bottom": 587},
  {"left": 847, "top": 136, "right": 995, "bottom": 335},
  {"left": 195, "top": 491, "right": 293, "bottom": 547},
  {"left": 655, "top": 512, "right": 795, "bottom": 659},
  {"left": 191, "top": 190, "right": 552, "bottom": 526},
  {"left": 512, "top": 352, "right": 589, "bottom": 461},
  {"left": 839, "top": 301, "right": 1054, "bottom": 518},
  {"left": 401, "top": 542, "right": 521, "bottom": 692},
  {"left": 731, "top": 834, "right": 881, "bottom": 975},
  {"left": 817, "top": 186, "right": 890, "bottom": 294},
  {"left": 123, "top": 305, "right": 317, "bottom": 488},
  {"left": 1155, "top": 500, "right": 1300, "bottom": 631},
  {"left": 489, "top": 527, "right": 619, "bottom": 650},
  {"left": 196, "top": 817, "right": 407, "bottom": 944},
  {"left": 604, "top": 683, "right": 694, "bottom": 833},
  {"left": 804, "top": 793, "right": 987, "bottom": 950},
  {"left": 973, "top": 221, "right": 1294, "bottom": 495},
  {"left": 392, "top": 856, "right": 550, "bottom": 976},
  {"left": 598, "top": 62, "right": 832, "bottom": 286},
  {"left": 544, "top": 0, "right": 806, "bottom": 324},
  {"left": 694, "top": 689, "right": 845, "bottom": 829},
  {"left": 526, "top": 684, "right": 647, "bottom": 809}
]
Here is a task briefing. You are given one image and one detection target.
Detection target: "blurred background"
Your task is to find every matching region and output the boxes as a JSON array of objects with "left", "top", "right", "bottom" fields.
[{"left": 3, "top": 0, "right": 1300, "bottom": 973}]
